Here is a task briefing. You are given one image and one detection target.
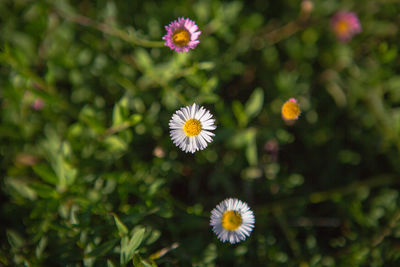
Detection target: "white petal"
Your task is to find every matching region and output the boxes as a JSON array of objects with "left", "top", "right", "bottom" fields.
[
  {"left": 190, "top": 103, "right": 198, "bottom": 118},
  {"left": 195, "top": 107, "right": 206, "bottom": 120}
]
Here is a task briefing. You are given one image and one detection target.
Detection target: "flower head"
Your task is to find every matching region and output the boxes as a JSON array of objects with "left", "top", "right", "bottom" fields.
[
  {"left": 331, "top": 11, "right": 362, "bottom": 42},
  {"left": 281, "top": 98, "right": 301, "bottom": 121},
  {"left": 210, "top": 198, "right": 255, "bottom": 244},
  {"left": 163, "top": 17, "right": 201, "bottom": 52},
  {"left": 32, "top": 98, "right": 44, "bottom": 110},
  {"left": 169, "top": 103, "right": 216, "bottom": 153}
]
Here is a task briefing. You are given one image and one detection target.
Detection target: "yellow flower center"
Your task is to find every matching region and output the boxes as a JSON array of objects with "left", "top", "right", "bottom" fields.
[
  {"left": 282, "top": 101, "right": 301, "bottom": 120},
  {"left": 184, "top": 119, "right": 202, "bottom": 137},
  {"left": 172, "top": 29, "right": 190, "bottom": 47},
  {"left": 336, "top": 20, "right": 349, "bottom": 35},
  {"left": 222, "top": 211, "right": 242, "bottom": 231}
]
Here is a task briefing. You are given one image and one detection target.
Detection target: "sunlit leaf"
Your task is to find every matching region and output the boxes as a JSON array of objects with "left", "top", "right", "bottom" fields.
[
  {"left": 245, "top": 87, "right": 264, "bottom": 120},
  {"left": 112, "top": 213, "right": 128, "bottom": 237}
]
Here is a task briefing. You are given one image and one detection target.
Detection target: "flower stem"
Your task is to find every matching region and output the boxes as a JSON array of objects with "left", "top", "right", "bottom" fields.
[{"left": 54, "top": 8, "right": 164, "bottom": 48}]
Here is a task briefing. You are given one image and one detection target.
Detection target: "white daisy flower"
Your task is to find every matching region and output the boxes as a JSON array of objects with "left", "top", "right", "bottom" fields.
[
  {"left": 169, "top": 103, "right": 216, "bottom": 153},
  {"left": 210, "top": 198, "right": 255, "bottom": 244}
]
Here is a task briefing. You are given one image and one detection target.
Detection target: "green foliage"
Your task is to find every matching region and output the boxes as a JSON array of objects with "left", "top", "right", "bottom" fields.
[{"left": 1, "top": 0, "right": 400, "bottom": 266}]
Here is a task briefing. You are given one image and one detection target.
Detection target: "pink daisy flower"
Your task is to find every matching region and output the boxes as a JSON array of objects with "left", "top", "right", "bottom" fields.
[
  {"left": 331, "top": 11, "right": 362, "bottom": 42},
  {"left": 162, "top": 17, "right": 201, "bottom": 52}
]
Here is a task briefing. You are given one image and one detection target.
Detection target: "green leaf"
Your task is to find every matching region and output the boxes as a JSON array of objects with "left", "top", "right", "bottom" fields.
[
  {"left": 132, "top": 254, "right": 144, "bottom": 267},
  {"left": 203, "top": 243, "right": 217, "bottom": 264},
  {"left": 121, "top": 227, "right": 146, "bottom": 265},
  {"left": 232, "top": 100, "right": 248, "bottom": 127},
  {"left": 129, "top": 114, "right": 142, "bottom": 126},
  {"left": 112, "top": 213, "right": 128, "bottom": 237},
  {"left": 40, "top": 129, "right": 77, "bottom": 191},
  {"left": 127, "top": 227, "right": 146, "bottom": 257},
  {"left": 87, "top": 238, "right": 119, "bottom": 258},
  {"left": 107, "top": 259, "right": 117, "bottom": 267},
  {"left": 132, "top": 254, "right": 156, "bottom": 267},
  {"left": 201, "top": 76, "right": 218, "bottom": 93},
  {"left": 52, "top": 156, "right": 77, "bottom": 190},
  {"left": 134, "top": 48, "right": 153, "bottom": 71},
  {"left": 228, "top": 128, "right": 256, "bottom": 148},
  {"left": 112, "top": 97, "right": 129, "bottom": 127},
  {"left": 245, "top": 88, "right": 264, "bottom": 120},
  {"left": 29, "top": 183, "right": 58, "bottom": 198},
  {"left": 5, "top": 178, "right": 37, "bottom": 200},
  {"left": 197, "top": 61, "right": 215, "bottom": 70},
  {"left": 35, "top": 237, "right": 47, "bottom": 259},
  {"left": 121, "top": 236, "right": 130, "bottom": 265},
  {"left": 242, "top": 128, "right": 258, "bottom": 166},
  {"left": 79, "top": 106, "right": 105, "bottom": 133},
  {"left": 6, "top": 230, "right": 25, "bottom": 249},
  {"left": 246, "top": 140, "right": 258, "bottom": 166},
  {"left": 104, "top": 136, "right": 128, "bottom": 152},
  {"left": 33, "top": 164, "right": 58, "bottom": 185}
]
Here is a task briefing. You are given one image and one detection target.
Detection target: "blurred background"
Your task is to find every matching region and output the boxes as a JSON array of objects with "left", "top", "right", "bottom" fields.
[{"left": 1, "top": 0, "right": 400, "bottom": 266}]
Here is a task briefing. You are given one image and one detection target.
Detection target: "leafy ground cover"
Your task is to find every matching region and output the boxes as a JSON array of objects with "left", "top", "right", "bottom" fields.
[{"left": 1, "top": 0, "right": 400, "bottom": 266}]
